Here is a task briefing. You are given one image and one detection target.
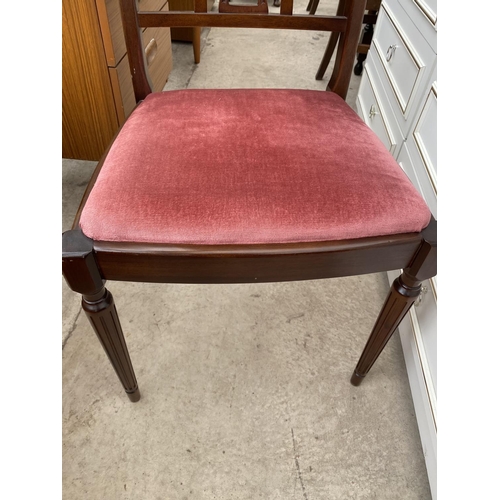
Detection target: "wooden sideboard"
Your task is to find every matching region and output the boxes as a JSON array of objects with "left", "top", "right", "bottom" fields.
[{"left": 62, "top": 0, "right": 173, "bottom": 160}]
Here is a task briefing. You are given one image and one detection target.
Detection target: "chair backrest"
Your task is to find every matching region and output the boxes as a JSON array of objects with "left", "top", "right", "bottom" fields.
[{"left": 119, "top": 0, "right": 366, "bottom": 102}]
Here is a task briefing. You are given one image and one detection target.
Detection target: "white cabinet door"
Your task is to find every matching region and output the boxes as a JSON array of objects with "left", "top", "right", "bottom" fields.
[{"left": 359, "top": 1, "right": 437, "bottom": 498}]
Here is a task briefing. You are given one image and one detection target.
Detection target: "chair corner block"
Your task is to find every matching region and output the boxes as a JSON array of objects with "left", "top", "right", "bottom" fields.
[{"left": 62, "top": 230, "right": 103, "bottom": 295}]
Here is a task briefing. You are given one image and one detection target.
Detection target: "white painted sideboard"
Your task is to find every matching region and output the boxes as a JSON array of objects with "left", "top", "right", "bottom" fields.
[{"left": 355, "top": 0, "right": 437, "bottom": 498}]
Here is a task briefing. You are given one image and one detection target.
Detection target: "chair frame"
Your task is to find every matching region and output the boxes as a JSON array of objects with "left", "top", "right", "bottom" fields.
[
  {"left": 314, "top": 0, "right": 381, "bottom": 81},
  {"left": 62, "top": 0, "right": 437, "bottom": 403}
]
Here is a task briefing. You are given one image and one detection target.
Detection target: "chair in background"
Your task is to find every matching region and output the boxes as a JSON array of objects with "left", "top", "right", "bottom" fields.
[
  {"left": 168, "top": 0, "right": 215, "bottom": 64},
  {"left": 313, "top": 0, "right": 381, "bottom": 80},
  {"left": 62, "top": 0, "right": 436, "bottom": 403},
  {"left": 170, "top": 0, "right": 280, "bottom": 63},
  {"left": 306, "top": 0, "right": 320, "bottom": 15}
]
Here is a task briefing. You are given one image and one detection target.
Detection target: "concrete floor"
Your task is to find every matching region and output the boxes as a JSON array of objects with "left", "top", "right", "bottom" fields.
[{"left": 62, "top": 1, "right": 432, "bottom": 498}]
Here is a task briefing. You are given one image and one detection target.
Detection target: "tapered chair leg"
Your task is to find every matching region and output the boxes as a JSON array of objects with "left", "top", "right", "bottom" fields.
[
  {"left": 351, "top": 219, "right": 437, "bottom": 386},
  {"left": 63, "top": 230, "right": 140, "bottom": 402},
  {"left": 308, "top": 0, "right": 320, "bottom": 15},
  {"left": 350, "top": 272, "right": 422, "bottom": 386},
  {"left": 193, "top": 27, "right": 201, "bottom": 64},
  {"left": 83, "top": 287, "right": 141, "bottom": 402}
]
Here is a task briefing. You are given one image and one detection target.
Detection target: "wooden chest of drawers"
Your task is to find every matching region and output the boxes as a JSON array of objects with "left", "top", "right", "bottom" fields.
[{"left": 63, "top": 0, "right": 173, "bottom": 160}]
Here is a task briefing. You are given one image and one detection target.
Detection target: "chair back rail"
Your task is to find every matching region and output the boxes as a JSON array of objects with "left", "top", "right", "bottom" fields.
[{"left": 118, "top": 0, "right": 366, "bottom": 101}]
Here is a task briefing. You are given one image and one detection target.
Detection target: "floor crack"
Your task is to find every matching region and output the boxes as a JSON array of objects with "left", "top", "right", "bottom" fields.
[
  {"left": 62, "top": 308, "right": 82, "bottom": 350},
  {"left": 291, "top": 428, "right": 309, "bottom": 500}
]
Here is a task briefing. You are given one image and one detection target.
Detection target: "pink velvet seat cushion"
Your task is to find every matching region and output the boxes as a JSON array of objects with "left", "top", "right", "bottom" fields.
[{"left": 80, "top": 89, "right": 431, "bottom": 245}]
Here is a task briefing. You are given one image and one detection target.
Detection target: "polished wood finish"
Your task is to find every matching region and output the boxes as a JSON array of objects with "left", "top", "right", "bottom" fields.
[
  {"left": 192, "top": 27, "right": 202, "bottom": 63},
  {"left": 351, "top": 221, "right": 436, "bottom": 384},
  {"left": 62, "top": 230, "right": 140, "bottom": 402},
  {"left": 63, "top": 215, "right": 437, "bottom": 399},
  {"left": 308, "top": 0, "right": 320, "bottom": 15},
  {"left": 350, "top": 271, "right": 422, "bottom": 385},
  {"left": 119, "top": 0, "right": 154, "bottom": 100},
  {"left": 123, "top": 0, "right": 364, "bottom": 99},
  {"left": 316, "top": 0, "right": 381, "bottom": 81},
  {"left": 280, "top": 0, "right": 293, "bottom": 15},
  {"left": 62, "top": 0, "right": 119, "bottom": 160},
  {"left": 83, "top": 288, "right": 140, "bottom": 402},
  {"left": 62, "top": 231, "right": 104, "bottom": 295},
  {"left": 138, "top": 12, "right": 347, "bottom": 30},
  {"left": 63, "top": 0, "right": 437, "bottom": 401},
  {"left": 327, "top": 0, "right": 366, "bottom": 95},
  {"left": 315, "top": 0, "right": 345, "bottom": 80},
  {"left": 62, "top": 0, "right": 173, "bottom": 160},
  {"left": 219, "top": 0, "right": 269, "bottom": 13}
]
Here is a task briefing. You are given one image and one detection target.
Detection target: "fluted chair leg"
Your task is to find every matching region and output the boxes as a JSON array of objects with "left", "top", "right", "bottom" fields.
[
  {"left": 351, "top": 271, "right": 422, "bottom": 386},
  {"left": 62, "top": 229, "right": 140, "bottom": 402},
  {"left": 83, "top": 288, "right": 140, "bottom": 402}
]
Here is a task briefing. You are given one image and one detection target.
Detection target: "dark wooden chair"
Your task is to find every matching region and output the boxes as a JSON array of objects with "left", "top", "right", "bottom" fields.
[{"left": 62, "top": 0, "right": 436, "bottom": 403}]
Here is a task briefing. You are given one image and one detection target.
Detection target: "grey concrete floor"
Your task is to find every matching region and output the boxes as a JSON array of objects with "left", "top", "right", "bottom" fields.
[{"left": 62, "top": 1, "right": 431, "bottom": 498}]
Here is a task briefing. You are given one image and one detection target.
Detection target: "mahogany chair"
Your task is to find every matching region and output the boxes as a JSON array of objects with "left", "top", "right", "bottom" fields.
[{"left": 62, "top": 0, "right": 436, "bottom": 403}]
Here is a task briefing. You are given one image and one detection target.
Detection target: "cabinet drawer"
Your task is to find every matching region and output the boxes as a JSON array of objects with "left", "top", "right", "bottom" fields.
[
  {"left": 412, "top": 0, "right": 437, "bottom": 25},
  {"left": 412, "top": 82, "right": 437, "bottom": 193},
  {"left": 397, "top": 0, "right": 437, "bottom": 52},
  {"left": 110, "top": 56, "right": 137, "bottom": 124},
  {"left": 372, "top": 1, "right": 435, "bottom": 119},
  {"left": 97, "top": 0, "right": 167, "bottom": 66},
  {"left": 398, "top": 141, "right": 436, "bottom": 218},
  {"left": 356, "top": 63, "right": 399, "bottom": 156},
  {"left": 142, "top": 4, "right": 173, "bottom": 93},
  {"left": 411, "top": 276, "right": 437, "bottom": 395},
  {"left": 111, "top": 3, "right": 173, "bottom": 124}
]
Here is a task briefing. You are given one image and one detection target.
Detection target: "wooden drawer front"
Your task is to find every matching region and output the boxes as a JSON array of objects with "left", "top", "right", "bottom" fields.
[
  {"left": 111, "top": 57, "right": 136, "bottom": 124},
  {"left": 112, "top": 3, "right": 173, "bottom": 124},
  {"left": 372, "top": 2, "right": 435, "bottom": 119},
  {"left": 97, "top": 0, "right": 167, "bottom": 66},
  {"left": 142, "top": 5, "right": 173, "bottom": 93},
  {"left": 356, "top": 63, "right": 399, "bottom": 156},
  {"left": 96, "top": 0, "right": 126, "bottom": 66}
]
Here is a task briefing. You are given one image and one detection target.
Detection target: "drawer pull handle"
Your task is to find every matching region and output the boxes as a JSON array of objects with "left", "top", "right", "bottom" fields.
[
  {"left": 368, "top": 105, "right": 378, "bottom": 119},
  {"left": 415, "top": 286, "right": 428, "bottom": 307},
  {"left": 386, "top": 44, "right": 398, "bottom": 62},
  {"left": 145, "top": 38, "right": 158, "bottom": 66}
]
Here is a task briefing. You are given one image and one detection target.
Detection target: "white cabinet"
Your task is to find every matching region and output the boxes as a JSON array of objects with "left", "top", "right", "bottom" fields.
[{"left": 356, "top": 1, "right": 437, "bottom": 498}]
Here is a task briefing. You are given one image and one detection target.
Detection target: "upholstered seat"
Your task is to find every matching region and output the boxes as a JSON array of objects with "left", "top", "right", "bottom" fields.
[
  {"left": 80, "top": 89, "right": 430, "bottom": 245},
  {"left": 63, "top": 0, "right": 437, "bottom": 403}
]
